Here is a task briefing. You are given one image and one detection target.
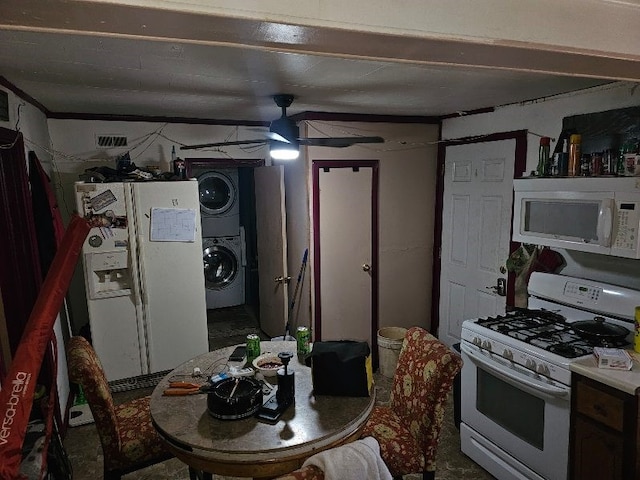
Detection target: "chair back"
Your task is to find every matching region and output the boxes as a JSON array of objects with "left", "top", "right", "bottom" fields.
[
  {"left": 389, "top": 327, "right": 463, "bottom": 456},
  {"left": 66, "top": 336, "right": 120, "bottom": 452}
]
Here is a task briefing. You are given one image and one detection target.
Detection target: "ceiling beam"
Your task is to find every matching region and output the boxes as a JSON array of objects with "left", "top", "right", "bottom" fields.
[{"left": 1, "top": 0, "right": 639, "bottom": 83}]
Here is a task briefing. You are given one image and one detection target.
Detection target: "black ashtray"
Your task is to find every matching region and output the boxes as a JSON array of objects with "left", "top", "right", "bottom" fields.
[{"left": 207, "top": 377, "right": 263, "bottom": 420}]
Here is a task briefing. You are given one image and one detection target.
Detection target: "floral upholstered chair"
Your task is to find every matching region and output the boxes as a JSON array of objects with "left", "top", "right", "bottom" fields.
[
  {"left": 274, "top": 465, "right": 325, "bottom": 480},
  {"left": 361, "top": 327, "right": 463, "bottom": 480},
  {"left": 66, "top": 336, "right": 173, "bottom": 480}
]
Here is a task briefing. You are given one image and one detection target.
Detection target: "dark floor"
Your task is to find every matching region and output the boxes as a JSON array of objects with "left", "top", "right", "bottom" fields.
[
  {"left": 63, "top": 305, "right": 493, "bottom": 479},
  {"left": 206, "top": 304, "right": 270, "bottom": 351}
]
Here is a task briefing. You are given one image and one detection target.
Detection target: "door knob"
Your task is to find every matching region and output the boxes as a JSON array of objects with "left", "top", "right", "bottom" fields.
[
  {"left": 274, "top": 276, "right": 291, "bottom": 284},
  {"left": 362, "top": 264, "right": 371, "bottom": 272}
]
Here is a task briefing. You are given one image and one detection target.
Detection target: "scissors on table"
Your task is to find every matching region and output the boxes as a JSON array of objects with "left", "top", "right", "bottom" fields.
[{"left": 163, "top": 381, "right": 212, "bottom": 396}]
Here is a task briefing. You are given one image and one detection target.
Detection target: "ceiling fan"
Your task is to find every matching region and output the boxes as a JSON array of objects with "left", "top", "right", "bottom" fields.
[{"left": 180, "top": 94, "right": 384, "bottom": 160}]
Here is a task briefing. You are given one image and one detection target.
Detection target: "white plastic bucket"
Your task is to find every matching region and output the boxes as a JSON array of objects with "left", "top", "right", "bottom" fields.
[
  {"left": 271, "top": 335, "right": 296, "bottom": 341},
  {"left": 377, "top": 327, "right": 407, "bottom": 378}
]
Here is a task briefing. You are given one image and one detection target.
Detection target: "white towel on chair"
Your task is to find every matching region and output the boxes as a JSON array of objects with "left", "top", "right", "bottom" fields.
[{"left": 302, "top": 436, "right": 392, "bottom": 480}]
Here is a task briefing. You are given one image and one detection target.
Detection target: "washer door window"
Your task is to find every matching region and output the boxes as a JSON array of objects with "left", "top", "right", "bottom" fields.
[
  {"left": 203, "top": 245, "right": 238, "bottom": 289},
  {"left": 199, "top": 171, "right": 236, "bottom": 215}
]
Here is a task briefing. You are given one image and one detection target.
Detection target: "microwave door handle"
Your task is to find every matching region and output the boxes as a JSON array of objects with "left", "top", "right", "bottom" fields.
[{"left": 598, "top": 199, "right": 614, "bottom": 247}]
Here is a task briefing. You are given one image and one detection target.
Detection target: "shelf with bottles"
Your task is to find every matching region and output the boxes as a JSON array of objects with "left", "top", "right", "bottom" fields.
[{"left": 532, "top": 129, "right": 640, "bottom": 179}]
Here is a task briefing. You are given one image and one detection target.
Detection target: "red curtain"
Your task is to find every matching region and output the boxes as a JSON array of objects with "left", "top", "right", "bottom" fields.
[{"left": 0, "top": 128, "right": 42, "bottom": 364}]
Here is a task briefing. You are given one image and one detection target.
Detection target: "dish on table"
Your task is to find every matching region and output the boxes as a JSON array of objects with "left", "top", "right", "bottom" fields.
[{"left": 252, "top": 354, "right": 283, "bottom": 377}]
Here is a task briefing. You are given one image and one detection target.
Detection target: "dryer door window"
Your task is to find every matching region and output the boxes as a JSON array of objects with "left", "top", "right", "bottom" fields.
[
  {"left": 203, "top": 245, "right": 238, "bottom": 289},
  {"left": 199, "top": 172, "right": 236, "bottom": 215}
]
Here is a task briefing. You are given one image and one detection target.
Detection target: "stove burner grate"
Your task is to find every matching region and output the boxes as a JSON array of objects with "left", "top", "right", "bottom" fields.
[
  {"left": 547, "top": 343, "right": 590, "bottom": 358},
  {"left": 476, "top": 308, "right": 630, "bottom": 358}
]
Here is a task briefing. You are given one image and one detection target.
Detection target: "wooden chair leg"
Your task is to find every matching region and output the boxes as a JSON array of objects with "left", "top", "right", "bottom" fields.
[
  {"left": 104, "top": 470, "right": 121, "bottom": 480},
  {"left": 189, "top": 466, "right": 212, "bottom": 480},
  {"left": 422, "top": 471, "right": 435, "bottom": 480}
]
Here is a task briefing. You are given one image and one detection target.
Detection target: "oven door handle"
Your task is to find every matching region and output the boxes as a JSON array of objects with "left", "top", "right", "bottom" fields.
[{"left": 461, "top": 343, "right": 570, "bottom": 399}]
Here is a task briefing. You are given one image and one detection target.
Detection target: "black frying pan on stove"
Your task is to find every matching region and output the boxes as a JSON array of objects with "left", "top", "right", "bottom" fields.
[{"left": 570, "top": 316, "right": 630, "bottom": 343}]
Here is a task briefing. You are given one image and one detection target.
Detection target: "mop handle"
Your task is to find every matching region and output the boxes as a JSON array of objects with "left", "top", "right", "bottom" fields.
[
  {"left": 289, "top": 252, "right": 308, "bottom": 313},
  {"left": 285, "top": 249, "right": 308, "bottom": 337}
]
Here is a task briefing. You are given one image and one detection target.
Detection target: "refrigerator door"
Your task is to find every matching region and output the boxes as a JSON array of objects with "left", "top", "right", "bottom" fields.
[
  {"left": 75, "top": 181, "right": 146, "bottom": 381},
  {"left": 128, "top": 180, "right": 209, "bottom": 374}
]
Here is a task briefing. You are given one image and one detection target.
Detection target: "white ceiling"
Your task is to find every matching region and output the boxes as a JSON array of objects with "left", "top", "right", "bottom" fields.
[{"left": 0, "top": 28, "right": 614, "bottom": 124}]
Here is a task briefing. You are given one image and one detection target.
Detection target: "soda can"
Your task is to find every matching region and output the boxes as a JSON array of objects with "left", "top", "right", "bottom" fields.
[
  {"left": 296, "top": 326, "right": 311, "bottom": 355},
  {"left": 246, "top": 334, "right": 261, "bottom": 360}
]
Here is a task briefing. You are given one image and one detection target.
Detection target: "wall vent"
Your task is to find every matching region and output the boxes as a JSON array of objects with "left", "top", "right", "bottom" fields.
[{"left": 95, "top": 134, "right": 128, "bottom": 148}]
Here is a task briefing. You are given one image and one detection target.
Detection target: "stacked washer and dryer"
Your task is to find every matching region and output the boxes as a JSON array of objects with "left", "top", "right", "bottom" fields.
[{"left": 198, "top": 168, "right": 246, "bottom": 309}]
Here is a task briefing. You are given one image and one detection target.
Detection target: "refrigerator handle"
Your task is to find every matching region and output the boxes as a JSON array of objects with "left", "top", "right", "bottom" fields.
[
  {"left": 137, "top": 235, "right": 149, "bottom": 306},
  {"left": 130, "top": 239, "right": 142, "bottom": 305}
]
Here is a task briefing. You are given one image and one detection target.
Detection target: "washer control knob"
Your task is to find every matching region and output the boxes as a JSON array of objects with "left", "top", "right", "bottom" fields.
[
  {"left": 537, "top": 364, "right": 550, "bottom": 376},
  {"left": 503, "top": 349, "right": 514, "bottom": 360},
  {"left": 525, "top": 358, "right": 537, "bottom": 370}
]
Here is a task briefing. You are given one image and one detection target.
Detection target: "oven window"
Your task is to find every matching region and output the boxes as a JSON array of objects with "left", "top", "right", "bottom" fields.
[{"left": 477, "top": 368, "right": 544, "bottom": 450}]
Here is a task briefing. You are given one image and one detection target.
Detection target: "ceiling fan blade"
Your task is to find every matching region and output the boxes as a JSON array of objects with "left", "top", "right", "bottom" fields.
[
  {"left": 180, "top": 139, "right": 266, "bottom": 150},
  {"left": 265, "top": 131, "right": 292, "bottom": 144},
  {"left": 298, "top": 136, "right": 385, "bottom": 148}
]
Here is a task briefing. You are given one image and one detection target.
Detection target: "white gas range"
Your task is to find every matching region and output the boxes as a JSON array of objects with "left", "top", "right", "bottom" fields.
[{"left": 460, "top": 272, "right": 640, "bottom": 480}]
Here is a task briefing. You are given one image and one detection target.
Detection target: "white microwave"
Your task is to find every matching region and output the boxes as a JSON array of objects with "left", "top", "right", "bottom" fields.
[{"left": 513, "top": 177, "right": 640, "bottom": 258}]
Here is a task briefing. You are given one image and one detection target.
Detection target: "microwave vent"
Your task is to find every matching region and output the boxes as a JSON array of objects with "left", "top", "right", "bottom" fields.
[{"left": 96, "top": 134, "right": 128, "bottom": 149}]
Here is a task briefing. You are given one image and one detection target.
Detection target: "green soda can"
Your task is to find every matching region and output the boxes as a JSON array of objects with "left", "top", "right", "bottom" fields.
[
  {"left": 246, "top": 334, "right": 261, "bottom": 360},
  {"left": 296, "top": 326, "right": 311, "bottom": 355}
]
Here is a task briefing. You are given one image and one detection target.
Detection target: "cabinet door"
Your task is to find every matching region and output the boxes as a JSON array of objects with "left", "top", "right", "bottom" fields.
[
  {"left": 572, "top": 416, "right": 624, "bottom": 480},
  {"left": 575, "top": 380, "right": 625, "bottom": 431}
]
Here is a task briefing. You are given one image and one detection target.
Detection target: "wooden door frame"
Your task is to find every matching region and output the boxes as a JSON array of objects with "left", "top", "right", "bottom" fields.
[
  {"left": 311, "top": 160, "right": 379, "bottom": 360},
  {"left": 431, "top": 130, "right": 528, "bottom": 337}
]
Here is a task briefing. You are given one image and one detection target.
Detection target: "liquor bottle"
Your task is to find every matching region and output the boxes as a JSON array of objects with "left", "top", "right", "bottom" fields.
[
  {"left": 557, "top": 138, "right": 569, "bottom": 176},
  {"left": 171, "top": 145, "right": 186, "bottom": 179},
  {"left": 568, "top": 134, "right": 581, "bottom": 177},
  {"left": 537, "top": 137, "right": 551, "bottom": 176}
]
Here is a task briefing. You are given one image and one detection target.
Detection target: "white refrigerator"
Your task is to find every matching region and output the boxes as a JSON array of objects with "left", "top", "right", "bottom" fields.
[{"left": 74, "top": 180, "right": 209, "bottom": 382}]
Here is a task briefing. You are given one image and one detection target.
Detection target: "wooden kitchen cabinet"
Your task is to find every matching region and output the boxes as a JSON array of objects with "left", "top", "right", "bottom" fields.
[{"left": 570, "top": 374, "right": 640, "bottom": 480}]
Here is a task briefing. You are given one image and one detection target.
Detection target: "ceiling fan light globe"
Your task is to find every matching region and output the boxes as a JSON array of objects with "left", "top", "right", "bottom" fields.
[{"left": 270, "top": 142, "right": 299, "bottom": 161}]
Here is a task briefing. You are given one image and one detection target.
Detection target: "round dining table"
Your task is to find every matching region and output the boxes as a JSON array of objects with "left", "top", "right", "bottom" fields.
[{"left": 150, "top": 340, "right": 376, "bottom": 479}]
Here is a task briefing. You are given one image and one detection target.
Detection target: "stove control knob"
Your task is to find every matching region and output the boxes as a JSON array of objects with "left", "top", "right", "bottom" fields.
[
  {"left": 481, "top": 340, "right": 492, "bottom": 351},
  {"left": 537, "top": 364, "right": 550, "bottom": 376},
  {"left": 525, "top": 358, "right": 537, "bottom": 370},
  {"left": 503, "top": 349, "right": 514, "bottom": 360},
  {"left": 472, "top": 337, "right": 482, "bottom": 346}
]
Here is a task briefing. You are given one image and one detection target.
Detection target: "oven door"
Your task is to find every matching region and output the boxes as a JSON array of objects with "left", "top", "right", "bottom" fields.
[{"left": 460, "top": 342, "right": 571, "bottom": 480}]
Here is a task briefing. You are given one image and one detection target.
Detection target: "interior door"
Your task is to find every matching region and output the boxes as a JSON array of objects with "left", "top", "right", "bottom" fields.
[
  {"left": 313, "top": 161, "right": 378, "bottom": 350},
  {"left": 438, "top": 139, "right": 516, "bottom": 347},
  {"left": 254, "top": 166, "right": 289, "bottom": 338}
]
